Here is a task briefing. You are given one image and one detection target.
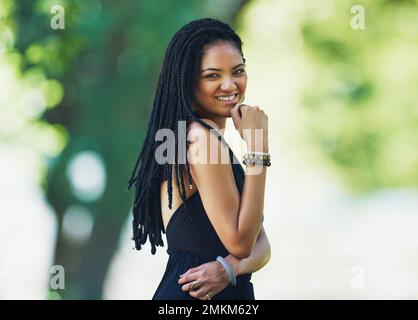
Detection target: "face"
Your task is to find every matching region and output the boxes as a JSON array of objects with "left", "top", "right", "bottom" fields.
[{"left": 193, "top": 41, "right": 247, "bottom": 125}]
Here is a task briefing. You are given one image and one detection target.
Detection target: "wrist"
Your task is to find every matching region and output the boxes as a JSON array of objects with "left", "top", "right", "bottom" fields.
[
  {"left": 246, "top": 144, "right": 269, "bottom": 153},
  {"left": 224, "top": 254, "right": 242, "bottom": 277}
]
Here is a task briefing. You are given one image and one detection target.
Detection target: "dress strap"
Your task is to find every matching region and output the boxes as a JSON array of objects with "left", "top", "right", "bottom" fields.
[{"left": 191, "top": 118, "right": 230, "bottom": 148}]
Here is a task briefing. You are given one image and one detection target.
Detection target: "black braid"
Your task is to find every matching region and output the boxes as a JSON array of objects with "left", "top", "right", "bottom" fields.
[{"left": 127, "top": 18, "right": 245, "bottom": 254}]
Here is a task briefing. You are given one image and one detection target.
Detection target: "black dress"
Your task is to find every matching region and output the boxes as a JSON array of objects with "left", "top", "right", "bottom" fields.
[{"left": 152, "top": 143, "right": 255, "bottom": 300}]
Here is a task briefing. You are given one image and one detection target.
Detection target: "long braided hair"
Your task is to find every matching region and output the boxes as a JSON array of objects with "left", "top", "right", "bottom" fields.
[{"left": 127, "top": 18, "right": 245, "bottom": 254}]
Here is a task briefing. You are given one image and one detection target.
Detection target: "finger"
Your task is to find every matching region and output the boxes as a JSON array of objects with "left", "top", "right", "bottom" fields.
[
  {"left": 181, "top": 283, "right": 189, "bottom": 292},
  {"left": 179, "top": 266, "right": 199, "bottom": 278},
  {"left": 181, "top": 280, "right": 199, "bottom": 292},
  {"left": 187, "top": 265, "right": 202, "bottom": 274},
  {"left": 194, "top": 291, "right": 208, "bottom": 301},
  {"left": 230, "top": 104, "right": 240, "bottom": 120},
  {"left": 182, "top": 278, "right": 204, "bottom": 292},
  {"left": 182, "top": 282, "right": 194, "bottom": 292},
  {"left": 230, "top": 104, "right": 243, "bottom": 130},
  {"left": 178, "top": 272, "right": 198, "bottom": 285},
  {"left": 189, "top": 288, "right": 207, "bottom": 299}
]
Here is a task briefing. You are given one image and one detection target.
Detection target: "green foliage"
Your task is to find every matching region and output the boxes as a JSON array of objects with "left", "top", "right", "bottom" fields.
[
  {"left": 2, "top": 0, "right": 246, "bottom": 299},
  {"left": 301, "top": 0, "right": 418, "bottom": 192}
]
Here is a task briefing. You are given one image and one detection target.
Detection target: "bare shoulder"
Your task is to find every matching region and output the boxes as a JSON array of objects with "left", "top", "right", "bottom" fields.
[
  {"left": 188, "top": 118, "right": 220, "bottom": 138},
  {"left": 187, "top": 118, "right": 220, "bottom": 150},
  {"left": 187, "top": 118, "right": 227, "bottom": 165}
]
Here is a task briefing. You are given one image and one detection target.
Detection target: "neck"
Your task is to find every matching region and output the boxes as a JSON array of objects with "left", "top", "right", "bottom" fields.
[
  {"left": 192, "top": 110, "right": 227, "bottom": 131},
  {"left": 208, "top": 115, "right": 226, "bottom": 131}
]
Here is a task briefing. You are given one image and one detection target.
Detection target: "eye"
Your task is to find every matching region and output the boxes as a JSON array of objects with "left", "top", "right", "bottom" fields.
[
  {"left": 234, "top": 68, "right": 245, "bottom": 75},
  {"left": 205, "top": 74, "right": 219, "bottom": 79}
]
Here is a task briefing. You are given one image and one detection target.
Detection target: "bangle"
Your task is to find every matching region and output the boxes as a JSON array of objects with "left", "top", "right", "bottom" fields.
[
  {"left": 243, "top": 151, "right": 271, "bottom": 167},
  {"left": 216, "top": 256, "right": 237, "bottom": 286}
]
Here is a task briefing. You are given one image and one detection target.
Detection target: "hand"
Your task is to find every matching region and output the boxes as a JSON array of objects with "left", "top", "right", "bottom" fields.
[
  {"left": 178, "top": 261, "right": 230, "bottom": 300},
  {"left": 230, "top": 104, "right": 269, "bottom": 152}
]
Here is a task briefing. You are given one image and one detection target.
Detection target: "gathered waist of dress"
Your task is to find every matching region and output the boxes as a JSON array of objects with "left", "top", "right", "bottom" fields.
[
  {"left": 166, "top": 247, "right": 252, "bottom": 282},
  {"left": 166, "top": 247, "right": 216, "bottom": 262}
]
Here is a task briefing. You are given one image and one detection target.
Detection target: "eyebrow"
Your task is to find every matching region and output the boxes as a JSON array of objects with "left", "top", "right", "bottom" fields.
[{"left": 201, "top": 63, "right": 245, "bottom": 73}]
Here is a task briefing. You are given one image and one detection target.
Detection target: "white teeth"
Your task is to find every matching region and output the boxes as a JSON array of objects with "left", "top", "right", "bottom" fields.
[{"left": 216, "top": 94, "right": 236, "bottom": 101}]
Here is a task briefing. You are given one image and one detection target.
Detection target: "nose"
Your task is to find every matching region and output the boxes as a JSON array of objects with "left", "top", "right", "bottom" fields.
[{"left": 220, "top": 76, "right": 237, "bottom": 92}]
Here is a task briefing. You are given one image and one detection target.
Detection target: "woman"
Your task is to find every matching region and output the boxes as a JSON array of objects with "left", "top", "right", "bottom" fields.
[{"left": 127, "top": 18, "right": 271, "bottom": 300}]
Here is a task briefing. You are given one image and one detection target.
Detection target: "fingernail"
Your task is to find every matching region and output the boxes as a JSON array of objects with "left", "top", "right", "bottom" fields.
[{"left": 179, "top": 274, "right": 183, "bottom": 277}]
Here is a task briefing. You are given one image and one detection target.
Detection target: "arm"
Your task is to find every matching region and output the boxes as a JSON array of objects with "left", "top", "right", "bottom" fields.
[
  {"left": 225, "top": 225, "right": 271, "bottom": 276},
  {"left": 188, "top": 106, "right": 269, "bottom": 259},
  {"left": 178, "top": 225, "right": 271, "bottom": 300}
]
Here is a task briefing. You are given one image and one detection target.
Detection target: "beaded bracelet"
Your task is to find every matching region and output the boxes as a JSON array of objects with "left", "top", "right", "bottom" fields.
[{"left": 243, "top": 151, "right": 271, "bottom": 167}]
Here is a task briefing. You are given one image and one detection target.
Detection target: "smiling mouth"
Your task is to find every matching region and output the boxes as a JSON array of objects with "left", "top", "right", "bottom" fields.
[{"left": 215, "top": 93, "right": 238, "bottom": 102}]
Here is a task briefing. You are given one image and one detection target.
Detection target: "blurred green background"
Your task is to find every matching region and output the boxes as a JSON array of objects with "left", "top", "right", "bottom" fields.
[{"left": 1, "top": 0, "right": 417, "bottom": 299}]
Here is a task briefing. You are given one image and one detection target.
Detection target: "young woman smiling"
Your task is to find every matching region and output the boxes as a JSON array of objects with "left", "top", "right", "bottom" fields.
[{"left": 128, "top": 18, "right": 270, "bottom": 300}]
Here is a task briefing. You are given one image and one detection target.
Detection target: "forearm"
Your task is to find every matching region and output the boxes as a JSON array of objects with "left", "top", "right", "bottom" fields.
[
  {"left": 225, "top": 226, "right": 271, "bottom": 277},
  {"left": 236, "top": 145, "right": 269, "bottom": 252}
]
